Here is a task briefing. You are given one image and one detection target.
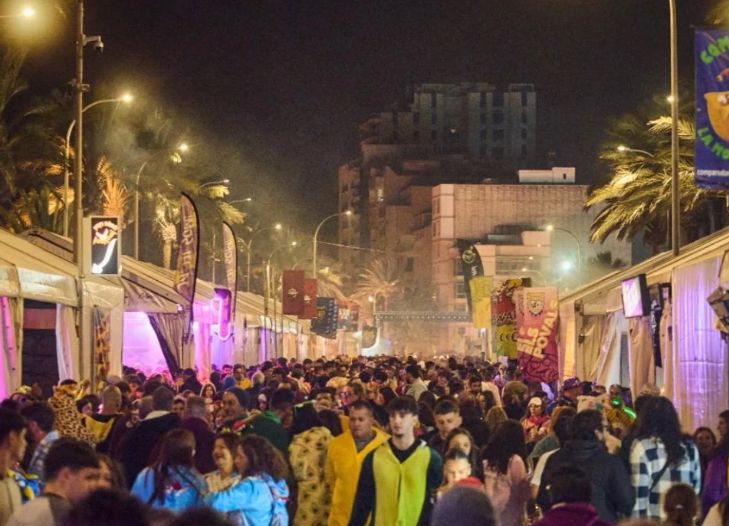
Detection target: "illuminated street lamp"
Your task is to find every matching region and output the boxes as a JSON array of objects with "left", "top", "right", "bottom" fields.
[
  {"left": 200, "top": 179, "right": 230, "bottom": 189},
  {"left": 238, "top": 223, "right": 282, "bottom": 292},
  {"left": 63, "top": 93, "right": 133, "bottom": 236},
  {"left": 312, "top": 210, "right": 352, "bottom": 280},
  {"left": 0, "top": 6, "right": 35, "bottom": 18},
  {"left": 616, "top": 145, "right": 654, "bottom": 158},
  {"left": 545, "top": 224, "right": 583, "bottom": 273}
]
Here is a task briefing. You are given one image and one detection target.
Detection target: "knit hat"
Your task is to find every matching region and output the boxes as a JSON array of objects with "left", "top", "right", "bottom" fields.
[
  {"left": 528, "top": 397, "right": 543, "bottom": 407},
  {"left": 432, "top": 486, "right": 496, "bottom": 526},
  {"left": 226, "top": 387, "right": 250, "bottom": 408}
]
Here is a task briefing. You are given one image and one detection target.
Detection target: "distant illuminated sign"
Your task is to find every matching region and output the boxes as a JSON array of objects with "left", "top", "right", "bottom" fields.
[{"left": 88, "top": 216, "right": 120, "bottom": 275}]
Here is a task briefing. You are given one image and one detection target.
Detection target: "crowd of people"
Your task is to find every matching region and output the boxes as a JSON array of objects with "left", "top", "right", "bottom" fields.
[{"left": 0, "top": 354, "right": 727, "bottom": 526}]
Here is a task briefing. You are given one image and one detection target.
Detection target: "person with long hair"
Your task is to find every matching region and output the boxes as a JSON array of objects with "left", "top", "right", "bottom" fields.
[
  {"left": 629, "top": 396, "right": 701, "bottom": 520},
  {"left": 662, "top": 483, "right": 698, "bottom": 526},
  {"left": 130, "top": 429, "right": 206, "bottom": 512},
  {"left": 481, "top": 419, "right": 530, "bottom": 526},
  {"left": 702, "top": 409, "right": 729, "bottom": 517},
  {"left": 693, "top": 426, "right": 717, "bottom": 487},
  {"left": 444, "top": 427, "right": 481, "bottom": 481},
  {"left": 204, "top": 433, "right": 241, "bottom": 493},
  {"left": 205, "top": 435, "right": 290, "bottom": 526}
]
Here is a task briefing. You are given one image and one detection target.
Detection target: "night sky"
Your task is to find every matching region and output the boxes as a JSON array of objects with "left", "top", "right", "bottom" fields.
[{"left": 17, "top": 0, "right": 717, "bottom": 230}]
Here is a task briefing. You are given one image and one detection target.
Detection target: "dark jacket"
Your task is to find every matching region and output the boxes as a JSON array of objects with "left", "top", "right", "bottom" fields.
[
  {"left": 702, "top": 447, "right": 729, "bottom": 515},
  {"left": 533, "top": 502, "right": 611, "bottom": 526},
  {"left": 121, "top": 412, "right": 181, "bottom": 488},
  {"left": 182, "top": 416, "right": 216, "bottom": 474},
  {"left": 538, "top": 439, "right": 634, "bottom": 523}
]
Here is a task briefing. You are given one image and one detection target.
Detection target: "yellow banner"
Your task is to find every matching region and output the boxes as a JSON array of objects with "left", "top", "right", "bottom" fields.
[{"left": 469, "top": 276, "right": 492, "bottom": 329}]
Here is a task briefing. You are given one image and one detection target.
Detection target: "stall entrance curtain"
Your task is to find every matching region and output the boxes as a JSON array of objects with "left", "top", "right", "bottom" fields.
[
  {"left": 580, "top": 315, "right": 608, "bottom": 381},
  {"left": 669, "top": 257, "right": 729, "bottom": 432},
  {"left": 628, "top": 316, "right": 655, "bottom": 399},
  {"left": 56, "top": 305, "right": 77, "bottom": 382},
  {"left": 0, "top": 297, "right": 22, "bottom": 399},
  {"left": 147, "top": 313, "right": 184, "bottom": 375},
  {"left": 593, "top": 311, "right": 626, "bottom": 388}
]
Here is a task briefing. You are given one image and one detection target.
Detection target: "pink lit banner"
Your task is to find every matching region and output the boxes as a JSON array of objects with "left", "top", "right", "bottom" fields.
[
  {"left": 221, "top": 222, "right": 238, "bottom": 321},
  {"left": 515, "top": 287, "right": 559, "bottom": 383},
  {"left": 174, "top": 193, "right": 200, "bottom": 340}
]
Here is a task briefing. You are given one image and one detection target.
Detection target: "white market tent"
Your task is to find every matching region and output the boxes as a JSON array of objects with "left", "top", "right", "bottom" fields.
[
  {"left": 0, "top": 228, "right": 124, "bottom": 398},
  {"left": 559, "top": 226, "right": 729, "bottom": 432}
]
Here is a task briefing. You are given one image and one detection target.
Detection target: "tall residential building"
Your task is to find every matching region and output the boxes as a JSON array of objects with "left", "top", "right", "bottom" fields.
[{"left": 359, "top": 83, "right": 537, "bottom": 162}]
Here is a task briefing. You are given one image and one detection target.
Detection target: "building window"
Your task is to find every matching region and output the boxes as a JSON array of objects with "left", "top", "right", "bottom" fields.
[
  {"left": 413, "top": 130, "right": 419, "bottom": 140},
  {"left": 521, "top": 129, "right": 527, "bottom": 139},
  {"left": 431, "top": 92, "right": 437, "bottom": 108},
  {"left": 431, "top": 113, "right": 437, "bottom": 124},
  {"left": 480, "top": 129, "right": 487, "bottom": 139},
  {"left": 454, "top": 258, "right": 464, "bottom": 276},
  {"left": 493, "top": 129, "right": 504, "bottom": 140},
  {"left": 455, "top": 282, "right": 466, "bottom": 299},
  {"left": 521, "top": 91, "right": 528, "bottom": 105},
  {"left": 454, "top": 303, "right": 467, "bottom": 312},
  {"left": 493, "top": 91, "right": 503, "bottom": 107},
  {"left": 432, "top": 221, "right": 439, "bottom": 238},
  {"left": 479, "top": 92, "right": 486, "bottom": 108},
  {"left": 521, "top": 112, "right": 528, "bottom": 124},
  {"left": 521, "top": 144, "right": 528, "bottom": 158},
  {"left": 433, "top": 199, "right": 440, "bottom": 215},
  {"left": 492, "top": 147, "right": 504, "bottom": 160},
  {"left": 413, "top": 112, "right": 420, "bottom": 124},
  {"left": 492, "top": 111, "right": 504, "bottom": 124},
  {"left": 376, "top": 188, "right": 384, "bottom": 202},
  {"left": 480, "top": 113, "right": 486, "bottom": 124},
  {"left": 405, "top": 257, "right": 414, "bottom": 272},
  {"left": 431, "top": 130, "right": 438, "bottom": 140}
]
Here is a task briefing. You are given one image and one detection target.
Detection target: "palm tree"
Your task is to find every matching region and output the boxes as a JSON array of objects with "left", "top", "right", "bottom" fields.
[
  {"left": 352, "top": 257, "right": 401, "bottom": 317},
  {"left": 586, "top": 103, "right": 726, "bottom": 251}
]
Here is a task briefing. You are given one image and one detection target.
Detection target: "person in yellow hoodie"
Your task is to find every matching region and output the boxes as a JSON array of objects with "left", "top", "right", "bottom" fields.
[{"left": 325, "top": 400, "right": 388, "bottom": 526}]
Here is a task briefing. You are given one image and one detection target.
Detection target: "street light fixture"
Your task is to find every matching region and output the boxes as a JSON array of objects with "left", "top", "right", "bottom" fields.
[
  {"left": 178, "top": 142, "right": 189, "bottom": 153},
  {"left": 200, "top": 179, "right": 230, "bottom": 189},
  {"left": 616, "top": 145, "right": 654, "bottom": 158},
  {"left": 62, "top": 93, "right": 133, "bottom": 236},
  {"left": 545, "top": 224, "right": 583, "bottom": 273},
  {"left": 0, "top": 6, "right": 35, "bottom": 18},
  {"left": 312, "top": 209, "right": 352, "bottom": 280},
  {"left": 237, "top": 222, "right": 283, "bottom": 292}
]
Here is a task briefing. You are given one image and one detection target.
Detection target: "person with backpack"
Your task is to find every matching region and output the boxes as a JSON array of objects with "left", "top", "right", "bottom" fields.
[{"left": 205, "top": 434, "right": 290, "bottom": 526}]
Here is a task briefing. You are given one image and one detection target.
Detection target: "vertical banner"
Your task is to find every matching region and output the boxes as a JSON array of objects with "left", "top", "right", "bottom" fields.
[
  {"left": 93, "top": 307, "right": 111, "bottom": 390},
  {"left": 282, "top": 270, "right": 305, "bottom": 315},
  {"left": 312, "top": 297, "right": 338, "bottom": 339},
  {"left": 494, "top": 278, "right": 526, "bottom": 358},
  {"left": 221, "top": 222, "right": 238, "bottom": 323},
  {"left": 174, "top": 193, "right": 200, "bottom": 341},
  {"left": 515, "top": 287, "right": 559, "bottom": 383},
  {"left": 300, "top": 278, "right": 318, "bottom": 319},
  {"left": 695, "top": 30, "right": 729, "bottom": 188},
  {"left": 458, "top": 241, "right": 483, "bottom": 314},
  {"left": 470, "top": 276, "right": 493, "bottom": 329}
]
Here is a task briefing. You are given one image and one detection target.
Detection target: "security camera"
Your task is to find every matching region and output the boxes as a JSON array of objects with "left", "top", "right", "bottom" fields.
[{"left": 83, "top": 35, "right": 104, "bottom": 54}]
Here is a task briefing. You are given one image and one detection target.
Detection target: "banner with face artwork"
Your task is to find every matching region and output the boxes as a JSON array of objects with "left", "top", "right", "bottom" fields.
[
  {"left": 494, "top": 278, "right": 527, "bottom": 358},
  {"left": 515, "top": 287, "right": 559, "bottom": 383},
  {"left": 93, "top": 307, "right": 111, "bottom": 390}
]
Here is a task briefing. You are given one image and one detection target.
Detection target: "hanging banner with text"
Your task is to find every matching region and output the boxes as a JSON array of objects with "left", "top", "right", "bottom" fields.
[
  {"left": 222, "top": 222, "right": 238, "bottom": 322},
  {"left": 282, "top": 270, "right": 305, "bottom": 315},
  {"left": 312, "top": 297, "right": 338, "bottom": 339},
  {"left": 458, "top": 241, "right": 483, "bottom": 316},
  {"left": 494, "top": 278, "right": 527, "bottom": 359},
  {"left": 696, "top": 29, "right": 729, "bottom": 188},
  {"left": 515, "top": 287, "right": 559, "bottom": 383},
  {"left": 174, "top": 193, "right": 200, "bottom": 341},
  {"left": 470, "top": 276, "right": 493, "bottom": 330},
  {"left": 300, "top": 278, "right": 318, "bottom": 319}
]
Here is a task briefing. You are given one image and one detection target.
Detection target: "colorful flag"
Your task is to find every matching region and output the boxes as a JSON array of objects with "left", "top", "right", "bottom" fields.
[
  {"left": 515, "top": 287, "right": 559, "bottom": 383},
  {"left": 282, "top": 270, "right": 305, "bottom": 315},
  {"left": 695, "top": 30, "right": 729, "bottom": 188},
  {"left": 300, "top": 278, "right": 318, "bottom": 319},
  {"left": 174, "top": 193, "right": 200, "bottom": 341},
  {"left": 470, "top": 276, "right": 493, "bottom": 329},
  {"left": 312, "top": 297, "right": 338, "bottom": 339},
  {"left": 494, "top": 278, "right": 525, "bottom": 358}
]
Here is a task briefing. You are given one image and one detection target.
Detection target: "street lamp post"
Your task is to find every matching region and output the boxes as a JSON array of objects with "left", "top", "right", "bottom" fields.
[
  {"left": 545, "top": 225, "right": 583, "bottom": 273},
  {"left": 133, "top": 160, "right": 148, "bottom": 260},
  {"left": 63, "top": 94, "right": 132, "bottom": 237},
  {"left": 616, "top": 145, "right": 654, "bottom": 158},
  {"left": 668, "top": 0, "right": 679, "bottom": 257},
  {"left": 264, "top": 241, "right": 296, "bottom": 358},
  {"left": 312, "top": 210, "right": 351, "bottom": 280}
]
